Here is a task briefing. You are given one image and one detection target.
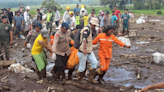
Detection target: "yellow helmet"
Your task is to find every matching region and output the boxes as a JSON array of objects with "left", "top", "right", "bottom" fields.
[
  {"left": 81, "top": 5, "right": 85, "bottom": 8},
  {"left": 69, "top": 11, "right": 74, "bottom": 15},
  {"left": 66, "top": 6, "right": 70, "bottom": 10}
]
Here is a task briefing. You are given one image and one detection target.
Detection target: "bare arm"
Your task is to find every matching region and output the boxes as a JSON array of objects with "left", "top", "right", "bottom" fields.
[
  {"left": 38, "top": 40, "right": 52, "bottom": 53},
  {"left": 9, "top": 31, "right": 13, "bottom": 45},
  {"left": 140, "top": 82, "right": 164, "bottom": 92}
]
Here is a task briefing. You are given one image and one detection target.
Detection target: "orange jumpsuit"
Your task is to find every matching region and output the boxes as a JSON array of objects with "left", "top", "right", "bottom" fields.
[{"left": 92, "top": 33, "right": 124, "bottom": 71}]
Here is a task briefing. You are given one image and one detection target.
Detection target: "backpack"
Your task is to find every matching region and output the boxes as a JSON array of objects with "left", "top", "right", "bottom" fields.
[{"left": 74, "top": 26, "right": 90, "bottom": 49}]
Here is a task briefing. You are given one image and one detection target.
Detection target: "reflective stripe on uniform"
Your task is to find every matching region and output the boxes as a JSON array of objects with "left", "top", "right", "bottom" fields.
[
  {"left": 107, "top": 39, "right": 114, "bottom": 42},
  {"left": 100, "top": 39, "right": 106, "bottom": 41},
  {"left": 100, "top": 39, "right": 113, "bottom": 42}
]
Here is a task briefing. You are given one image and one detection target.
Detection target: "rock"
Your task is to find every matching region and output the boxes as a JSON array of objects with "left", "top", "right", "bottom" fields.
[{"left": 145, "top": 49, "right": 155, "bottom": 53}]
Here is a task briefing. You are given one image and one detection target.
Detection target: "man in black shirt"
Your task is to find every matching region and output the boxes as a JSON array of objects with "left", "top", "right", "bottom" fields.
[
  {"left": 7, "top": 7, "right": 13, "bottom": 24},
  {"left": 37, "top": 9, "right": 42, "bottom": 20}
]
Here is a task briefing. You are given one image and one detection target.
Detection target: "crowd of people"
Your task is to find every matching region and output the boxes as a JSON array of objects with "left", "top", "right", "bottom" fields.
[{"left": 0, "top": 4, "right": 163, "bottom": 92}]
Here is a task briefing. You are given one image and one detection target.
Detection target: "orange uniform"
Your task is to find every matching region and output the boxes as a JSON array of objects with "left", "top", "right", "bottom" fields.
[{"left": 92, "top": 33, "right": 124, "bottom": 71}]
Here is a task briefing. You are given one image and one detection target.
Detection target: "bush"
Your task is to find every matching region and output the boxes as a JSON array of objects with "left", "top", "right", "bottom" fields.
[
  {"left": 153, "top": 3, "right": 161, "bottom": 10},
  {"left": 157, "top": 10, "right": 162, "bottom": 15}
]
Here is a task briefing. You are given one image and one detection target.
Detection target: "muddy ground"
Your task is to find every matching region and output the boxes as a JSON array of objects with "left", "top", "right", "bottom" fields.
[{"left": 1, "top": 15, "right": 164, "bottom": 92}]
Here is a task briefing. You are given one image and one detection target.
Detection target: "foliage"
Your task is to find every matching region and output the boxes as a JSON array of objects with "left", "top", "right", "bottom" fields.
[
  {"left": 42, "top": 0, "right": 62, "bottom": 11},
  {"left": 157, "top": 9, "right": 162, "bottom": 14}
]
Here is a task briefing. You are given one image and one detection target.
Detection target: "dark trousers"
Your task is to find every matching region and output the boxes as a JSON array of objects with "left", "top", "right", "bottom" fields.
[
  {"left": 0, "top": 41, "right": 9, "bottom": 60},
  {"left": 54, "top": 54, "right": 69, "bottom": 72},
  {"left": 55, "top": 21, "right": 59, "bottom": 27}
]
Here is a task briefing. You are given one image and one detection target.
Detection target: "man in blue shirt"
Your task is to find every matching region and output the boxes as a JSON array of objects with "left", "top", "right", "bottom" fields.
[
  {"left": 14, "top": 11, "right": 24, "bottom": 38},
  {"left": 111, "top": 11, "right": 118, "bottom": 35},
  {"left": 121, "top": 9, "right": 130, "bottom": 36},
  {"left": 73, "top": 4, "right": 80, "bottom": 16}
]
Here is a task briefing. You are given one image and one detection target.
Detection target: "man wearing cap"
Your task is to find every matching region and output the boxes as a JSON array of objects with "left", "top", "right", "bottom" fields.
[
  {"left": 104, "top": 11, "right": 111, "bottom": 28},
  {"left": 24, "top": 22, "right": 42, "bottom": 50},
  {"left": 37, "top": 9, "right": 42, "bottom": 21},
  {"left": 62, "top": 6, "right": 70, "bottom": 23},
  {"left": 54, "top": 9, "right": 60, "bottom": 27},
  {"left": 0, "top": 16, "right": 13, "bottom": 60},
  {"left": 14, "top": 11, "right": 24, "bottom": 38},
  {"left": 32, "top": 14, "right": 41, "bottom": 29},
  {"left": 7, "top": 7, "right": 13, "bottom": 24},
  {"left": 31, "top": 29, "right": 53, "bottom": 82},
  {"left": 73, "top": 4, "right": 80, "bottom": 16},
  {"left": 52, "top": 22, "right": 73, "bottom": 84},
  {"left": 46, "top": 10, "right": 53, "bottom": 33},
  {"left": 77, "top": 18, "right": 99, "bottom": 84},
  {"left": 24, "top": 6, "right": 31, "bottom": 34},
  {"left": 88, "top": 12, "right": 96, "bottom": 25}
]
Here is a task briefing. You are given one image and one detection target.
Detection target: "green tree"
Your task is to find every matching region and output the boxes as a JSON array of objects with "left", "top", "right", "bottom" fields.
[{"left": 42, "top": 0, "right": 62, "bottom": 10}]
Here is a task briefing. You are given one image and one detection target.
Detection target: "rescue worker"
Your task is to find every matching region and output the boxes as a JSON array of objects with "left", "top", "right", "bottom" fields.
[
  {"left": 62, "top": 6, "right": 70, "bottom": 23},
  {"left": 24, "top": 6, "right": 31, "bottom": 35},
  {"left": 52, "top": 22, "right": 73, "bottom": 84},
  {"left": 75, "top": 12, "right": 80, "bottom": 26},
  {"left": 92, "top": 26, "right": 131, "bottom": 84},
  {"left": 24, "top": 23, "right": 43, "bottom": 50},
  {"left": 46, "top": 10, "right": 53, "bottom": 34},
  {"left": 77, "top": 18, "right": 99, "bottom": 84},
  {"left": 31, "top": 29, "right": 53, "bottom": 82}
]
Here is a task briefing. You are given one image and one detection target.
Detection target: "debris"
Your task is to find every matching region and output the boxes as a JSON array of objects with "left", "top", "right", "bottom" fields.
[
  {"left": 137, "top": 68, "right": 141, "bottom": 80},
  {"left": 26, "top": 43, "right": 31, "bottom": 49},
  {"left": 0, "top": 60, "right": 16, "bottom": 67},
  {"left": 136, "top": 41, "right": 149, "bottom": 45},
  {"left": 117, "top": 37, "right": 131, "bottom": 46},
  {"left": 152, "top": 52, "right": 164, "bottom": 64},
  {"left": 8, "top": 63, "right": 34, "bottom": 73},
  {"left": 1, "top": 85, "right": 10, "bottom": 91},
  {"left": 20, "top": 35, "right": 25, "bottom": 40},
  {"left": 65, "top": 81, "right": 109, "bottom": 92},
  {"left": 37, "top": 79, "right": 43, "bottom": 84}
]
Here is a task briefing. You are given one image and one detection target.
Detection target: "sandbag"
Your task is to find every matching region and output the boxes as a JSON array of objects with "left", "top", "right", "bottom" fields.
[
  {"left": 66, "top": 46, "right": 79, "bottom": 69},
  {"left": 118, "top": 37, "right": 131, "bottom": 46},
  {"left": 152, "top": 52, "right": 164, "bottom": 64}
]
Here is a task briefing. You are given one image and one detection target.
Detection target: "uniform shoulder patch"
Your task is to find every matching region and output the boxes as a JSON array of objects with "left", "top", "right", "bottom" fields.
[{"left": 83, "top": 29, "right": 88, "bottom": 34}]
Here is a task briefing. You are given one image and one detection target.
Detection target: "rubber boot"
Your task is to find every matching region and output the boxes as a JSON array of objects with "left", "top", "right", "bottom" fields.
[
  {"left": 68, "top": 68, "right": 75, "bottom": 80},
  {"left": 78, "top": 72, "right": 87, "bottom": 84},
  {"left": 61, "top": 71, "right": 66, "bottom": 85},
  {"left": 98, "top": 72, "right": 106, "bottom": 84},
  {"left": 88, "top": 69, "right": 98, "bottom": 84}
]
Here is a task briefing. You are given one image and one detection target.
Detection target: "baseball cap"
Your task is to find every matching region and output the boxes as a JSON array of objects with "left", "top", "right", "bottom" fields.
[
  {"left": 41, "top": 29, "right": 49, "bottom": 38},
  {"left": 35, "top": 23, "right": 43, "bottom": 29},
  {"left": 99, "top": 10, "right": 102, "bottom": 12},
  {"left": 62, "top": 22, "right": 69, "bottom": 29},
  {"left": 101, "top": 12, "right": 105, "bottom": 15},
  {"left": 106, "top": 11, "right": 109, "bottom": 14},
  {"left": 90, "top": 18, "right": 99, "bottom": 26}
]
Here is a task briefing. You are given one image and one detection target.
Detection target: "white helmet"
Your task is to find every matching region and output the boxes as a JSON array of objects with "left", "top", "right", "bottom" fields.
[{"left": 26, "top": 6, "right": 31, "bottom": 10}]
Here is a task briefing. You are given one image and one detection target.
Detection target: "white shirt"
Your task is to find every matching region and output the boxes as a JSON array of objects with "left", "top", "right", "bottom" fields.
[
  {"left": 62, "top": 11, "right": 69, "bottom": 22},
  {"left": 55, "top": 10, "right": 61, "bottom": 21},
  {"left": 24, "top": 11, "right": 31, "bottom": 24},
  {"left": 70, "top": 16, "right": 76, "bottom": 30}
]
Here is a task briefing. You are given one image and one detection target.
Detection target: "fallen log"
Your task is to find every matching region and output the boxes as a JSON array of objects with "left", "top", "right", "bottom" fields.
[
  {"left": 0, "top": 60, "right": 16, "bottom": 67},
  {"left": 65, "top": 81, "right": 109, "bottom": 92}
]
